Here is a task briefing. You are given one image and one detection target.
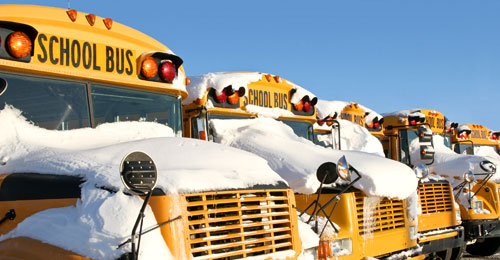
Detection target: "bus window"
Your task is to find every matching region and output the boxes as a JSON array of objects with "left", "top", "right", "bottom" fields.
[
  {"left": 0, "top": 72, "right": 90, "bottom": 130},
  {"left": 90, "top": 85, "right": 182, "bottom": 135},
  {"left": 455, "top": 144, "right": 474, "bottom": 155},
  {"left": 281, "top": 119, "right": 314, "bottom": 142},
  {"left": 443, "top": 135, "right": 452, "bottom": 149},
  {"left": 399, "top": 129, "right": 419, "bottom": 165}
]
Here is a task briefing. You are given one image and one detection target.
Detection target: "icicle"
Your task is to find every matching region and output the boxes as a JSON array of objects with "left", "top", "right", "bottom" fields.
[{"left": 362, "top": 196, "right": 381, "bottom": 239}]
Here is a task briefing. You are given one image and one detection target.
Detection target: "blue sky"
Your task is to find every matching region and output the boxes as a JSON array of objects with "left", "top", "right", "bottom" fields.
[{"left": 9, "top": 0, "right": 500, "bottom": 130}]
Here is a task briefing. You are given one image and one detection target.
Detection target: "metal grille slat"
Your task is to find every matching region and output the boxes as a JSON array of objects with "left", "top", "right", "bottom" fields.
[
  {"left": 185, "top": 189, "right": 294, "bottom": 259},
  {"left": 355, "top": 193, "right": 406, "bottom": 235},
  {"left": 418, "top": 182, "right": 453, "bottom": 214}
]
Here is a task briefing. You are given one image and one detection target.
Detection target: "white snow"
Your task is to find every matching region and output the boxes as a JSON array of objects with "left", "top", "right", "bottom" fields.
[
  {"left": 210, "top": 117, "right": 418, "bottom": 199},
  {"left": 246, "top": 104, "right": 294, "bottom": 118},
  {"left": 286, "top": 80, "right": 317, "bottom": 105},
  {"left": 334, "top": 119, "right": 385, "bottom": 156},
  {"left": 316, "top": 100, "right": 349, "bottom": 119},
  {"left": 0, "top": 107, "right": 288, "bottom": 259}
]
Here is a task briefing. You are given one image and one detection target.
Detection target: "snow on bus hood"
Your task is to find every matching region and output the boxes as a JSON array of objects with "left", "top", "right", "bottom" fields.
[
  {"left": 0, "top": 107, "right": 286, "bottom": 259},
  {"left": 410, "top": 135, "right": 500, "bottom": 185},
  {"left": 210, "top": 117, "right": 418, "bottom": 199}
]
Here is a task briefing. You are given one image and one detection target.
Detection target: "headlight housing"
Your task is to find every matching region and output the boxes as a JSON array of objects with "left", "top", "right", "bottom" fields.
[{"left": 413, "top": 163, "right": 429, "bottom": 179}]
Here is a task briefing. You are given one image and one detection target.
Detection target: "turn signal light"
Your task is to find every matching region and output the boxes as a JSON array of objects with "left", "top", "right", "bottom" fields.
[
  {"left": 141, "top": 57, "right": 158, "bottom": 79},
  {"left": 160, "top": 61, "right": 176, "bottom": 82},
  {"left": 215, "top": 87, "right": 245, "bottom": 104},
  {"left": 318, "top": 240, "right": 333, "bottom": 259},
  {"left": 7, "top": 31, "right": 32, "bottom": 59},
  {"left": 294, "top": 100, "right": 304, "bottom": 111},
  {"left": 303, "top": 102, "right": 312, "bottom": 112},
  {"left": 326, "top": 116, "right": 334, "bottom": 126},
  {"left": 227, "top": 91, "right": 239, "bottom": 104},
  {"left": 215, "top": 90, "right": 228, "bottom": 103},
  {"left": 199, "top": 130, "right": 207, "bottom": 141}
]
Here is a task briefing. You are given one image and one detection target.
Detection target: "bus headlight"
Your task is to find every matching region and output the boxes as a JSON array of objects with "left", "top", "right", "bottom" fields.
[
  {"left": 409, "top": 226, "right": 418, "bottom": 240},
  {"left": 456, "top": 209, "right": 462, "bottom": 223},
  {"left": 413, "top": 163, "right": 429, "bottom": 179},
  {"left": 472, "top": 200, "right": 484, "bottom": 212},
  {"left": 331, "top": 238, "right": 353, "bottom": 256}
]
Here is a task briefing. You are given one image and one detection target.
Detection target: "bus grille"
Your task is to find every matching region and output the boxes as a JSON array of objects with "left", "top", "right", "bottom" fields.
[
  {"left": 418, "top": 182, "right": 453, "bottom": 214},
  {"left": 355, "top": 193, "right": 406, "bottom": 235},
  {"left": 185, "top": 189, "right": 294, "bottom": 260}
]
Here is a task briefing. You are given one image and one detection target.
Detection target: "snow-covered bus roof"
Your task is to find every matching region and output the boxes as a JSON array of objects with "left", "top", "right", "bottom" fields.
[
  {"left": 316, "top": 99, "right": 383, "bottom": 127},
  {"left": 183, "top": 72, "right": 317, "bottom": 108},
  {"left": 210, "top": 117, "right": 418, "bottom": 199}
]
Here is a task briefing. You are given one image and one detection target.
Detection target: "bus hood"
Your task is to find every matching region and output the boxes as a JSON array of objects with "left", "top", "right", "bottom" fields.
[
  {"left": 410, "top": 135, "right": 500, "bottom": 185},
  {"left": 211, "top": 117, "right": 418, "bottom": 199}
]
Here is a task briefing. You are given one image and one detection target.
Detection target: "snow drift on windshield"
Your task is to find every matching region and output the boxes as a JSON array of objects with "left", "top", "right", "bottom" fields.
[
  {"left": 0, "top": 107, "right": 287, "bottom": 259},
  {"left": 210, "top": 117, "right": 418, "bottom": 199}
]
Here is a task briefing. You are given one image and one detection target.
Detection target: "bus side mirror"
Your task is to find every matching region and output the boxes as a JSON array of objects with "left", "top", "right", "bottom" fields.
[
  {"left": 120, "top": 151, "right": 157, "bottom": 195},
  {"left": 316, "top": 162, "right": 338, "bottom": 184}
]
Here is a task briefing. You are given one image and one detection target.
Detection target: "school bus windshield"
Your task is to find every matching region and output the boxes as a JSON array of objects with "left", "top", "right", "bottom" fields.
[
  {"left": 0, "top": 72, "right": 182, "bottom": 133},
  {"left": 280, "top": 119, "right": 314, "bottom": 141},
  {"left": 204, "top": 113, "right": 314, "bottom": 142}
]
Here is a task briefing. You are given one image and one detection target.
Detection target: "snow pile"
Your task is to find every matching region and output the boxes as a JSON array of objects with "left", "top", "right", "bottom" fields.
[
  {"left": 210, "top": 117, "right": 418, "bottom": 199},
  {"left": 334, "top": 119, "right": 384, "bottom": 156},
  {"left": 410, "top": 135, "right": 500, "bottom": 189},
  {"left": 172, "top": 67, "right": 187, "bottom": 93},
  {"left": 0, "top": 107, "right": 287, "bottom": 259},
  {"left": 286, "top": 80, "right": 317, "bottom": 105},
  {"left": 382, "top": 109, "right": 425, "bottom": 119},
  {"left": 183, "top": 72, "right": 262, "bottom": 105},
  {"left": 316, "top": 100, "right": 349, "bottom": 119}
]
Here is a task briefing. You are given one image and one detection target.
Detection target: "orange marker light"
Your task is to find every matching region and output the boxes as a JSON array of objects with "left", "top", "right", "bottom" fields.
[
  {"left": 7, "top": 32, "right": 32, "bottom": 59},
  {"left": 103, "top": 18, "right": 113, "bottom": 30},
  {"left": 199, "top": 130, "right": 207, "bottom": 141},
  {"left": 274, "top": 75, "right": 280, "bottom": 82},
  {"left": 141, "top": 57, "right": 158, "bottom": 79},
  {"left": 66, "top": 9, "right": 77, "bottom": 22},
  {"left": 227, "top": 92, "right": 239, "bottom": 105},
  {"left": 265, "top": 74, "right": 272, "bottom": 82},
  {"left": 294, "top": 100, "right": 304, "bottom": 111},
  {"left": 185, "top": 77, "right": 191, "bottom": 86},
  {"left": 86, "top": 14, "right": 96, "bottom": 26}
]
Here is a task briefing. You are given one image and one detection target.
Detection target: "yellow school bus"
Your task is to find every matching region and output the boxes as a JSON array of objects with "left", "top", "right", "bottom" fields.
[
  {"left": 0, "top": 5, "right": 302, "bottom": 259},
  {"left": 183, "top": 72, "right": 419, "bottom": 259},
  {"left": 451, "top": 123, "right": 500, "bottom": 255},
  {"left": 324, "top": 105, "right": 464, "bottom": 260},
  {"left": 383, "top": 109, "right": 500, "bottom": 258}
]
